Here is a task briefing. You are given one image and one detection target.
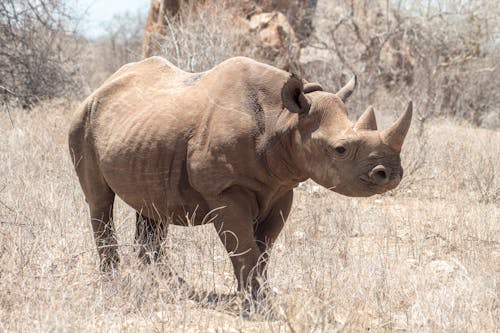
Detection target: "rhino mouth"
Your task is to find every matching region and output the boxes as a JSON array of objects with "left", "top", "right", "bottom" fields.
[
  {"left": 359, "top": 174, "right": 373, "bottom": 185},
  {"left": 359, "top": 173, "right": 402, "bottom": 193}
]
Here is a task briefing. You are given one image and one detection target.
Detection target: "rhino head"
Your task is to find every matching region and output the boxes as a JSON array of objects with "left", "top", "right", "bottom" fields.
[{"left": 282, "top": 75, "right": 412, "bottom": 197}]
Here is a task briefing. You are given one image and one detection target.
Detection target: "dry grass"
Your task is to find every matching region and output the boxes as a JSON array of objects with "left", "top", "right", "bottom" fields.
[{"left": 0, "top": 101, "right": 499, "bottom": 332}]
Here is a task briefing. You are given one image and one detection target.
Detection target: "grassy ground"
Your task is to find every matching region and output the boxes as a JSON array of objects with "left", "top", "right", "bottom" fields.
[{"left": 0, "top": 100, "right": 498, "bottom": 332}]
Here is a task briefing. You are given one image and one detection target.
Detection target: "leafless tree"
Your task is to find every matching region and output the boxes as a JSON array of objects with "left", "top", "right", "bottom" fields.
[
  {"left": 0, "top": 0, "right": 84, "bottom": 107},
  {"left": 305, "top": 0, "right": 499, "bottom": 127},
  {"left": 81, "top": 11, "right": 145, "bottom": 90}
]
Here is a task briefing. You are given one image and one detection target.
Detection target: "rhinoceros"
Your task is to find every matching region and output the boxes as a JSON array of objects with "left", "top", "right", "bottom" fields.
[{"left": 68, "top": 56, "right": 412, "bottom": 297}]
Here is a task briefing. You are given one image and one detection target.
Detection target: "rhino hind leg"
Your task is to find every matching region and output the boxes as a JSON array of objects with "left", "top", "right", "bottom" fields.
[
  {"left": 134, "top": 212, "right": 167, "bottom": 265},
  {"left": 71, "top": 149, "right": 120, "bottom": 271},
  {"left": 89, "top": 191, "right": 119, "bottom": 272},
  {"left": 134, "top": 213, "right": 188, "bottom": 286}
]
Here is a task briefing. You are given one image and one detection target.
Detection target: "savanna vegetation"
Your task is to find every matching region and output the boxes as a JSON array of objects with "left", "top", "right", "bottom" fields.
[{"left": 1, "top": 0, "right": 498, "bottom": 331}]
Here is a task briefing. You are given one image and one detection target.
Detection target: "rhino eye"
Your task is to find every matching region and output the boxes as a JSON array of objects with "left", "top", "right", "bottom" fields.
[{"left": 335, "top": 146, "right": 346, "bottom": 154}]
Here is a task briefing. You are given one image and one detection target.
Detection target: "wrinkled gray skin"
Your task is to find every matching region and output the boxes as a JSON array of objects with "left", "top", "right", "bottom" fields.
[{"left": 68, "top": 56, "right": 412, "bottom": 299}]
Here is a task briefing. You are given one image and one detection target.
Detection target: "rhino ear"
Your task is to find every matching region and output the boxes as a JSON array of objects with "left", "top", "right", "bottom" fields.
[
  {"left": 303, "top": 82, "right": 323, "bottom": 94},
  {"left": 336, "top": 75, "right": 357, "bottom": 102},
  {"left": 282, "top": 74, "right": 311, "bottom": 115}
]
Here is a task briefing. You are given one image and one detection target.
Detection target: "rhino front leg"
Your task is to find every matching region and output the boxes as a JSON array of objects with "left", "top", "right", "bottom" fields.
[
  {"left": 210, "top": 188, "right": 264, "bottom": 299},
  {"left": 254, "top": 190, "right": 293, "bottom": 281},
  {"left": 134, "top": 212, "right": 167, "bottom": 265}
]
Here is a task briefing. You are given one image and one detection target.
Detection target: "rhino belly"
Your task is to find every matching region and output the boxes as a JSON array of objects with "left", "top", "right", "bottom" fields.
[{"left": 98, "top": 141, "right": 209, "bottom": 225}]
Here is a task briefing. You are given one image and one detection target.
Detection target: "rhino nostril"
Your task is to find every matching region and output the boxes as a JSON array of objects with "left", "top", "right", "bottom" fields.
[{"left": 369, "top": 165, "right": 390, "bottom": 185}]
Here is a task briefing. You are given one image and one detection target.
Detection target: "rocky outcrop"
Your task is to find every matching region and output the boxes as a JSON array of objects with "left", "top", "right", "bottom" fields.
[{"left": 141, "top": 0, "right": 316, "bottom": 72}]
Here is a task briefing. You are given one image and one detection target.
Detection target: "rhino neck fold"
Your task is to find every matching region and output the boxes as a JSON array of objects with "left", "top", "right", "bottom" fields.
[{"left": 262, "top": 128, "right": 308, "bottom": 187}]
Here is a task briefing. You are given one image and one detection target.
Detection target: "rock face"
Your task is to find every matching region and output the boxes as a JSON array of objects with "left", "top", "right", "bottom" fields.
[
  {"left": 240, "top": 0, "right": 318, "bottom": 43},
  {"left": 142, "top": 0, "right": 168, "bottom": 59},
  {"left": 141, "top": 0, "right": 316, "bottom": 71},
  {"left": 245, "top": 10, "right": 301, "bottom": 72}
]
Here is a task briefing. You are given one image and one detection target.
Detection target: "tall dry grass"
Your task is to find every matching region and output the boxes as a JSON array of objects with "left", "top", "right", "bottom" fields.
[{"left": 0, "top": 98, "right": 498, "bottom": 331}]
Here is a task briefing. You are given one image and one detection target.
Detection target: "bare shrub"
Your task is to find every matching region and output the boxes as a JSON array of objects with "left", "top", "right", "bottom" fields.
[
  {"left": 155, "top": 2, "right": 257, "bottom": 72},
  {"left": 304, "top": 0, "right": 499, "bottom": 127},
  {"left": 153, "top": 1, "right": 301, "bottom": 73},
  {"left": 0, "top": 0, "right": 85, "bottom": 107}
]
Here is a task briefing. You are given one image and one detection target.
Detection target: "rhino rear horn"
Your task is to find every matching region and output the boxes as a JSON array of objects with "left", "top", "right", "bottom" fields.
[
  {"left": 354, "top": 105, "right": 377, "bottom": 131},
  {"left": 282, "top": 74, "right": 311, "bottom": 115},
  {"left": 336, "top": 75, "right": 357, "bottom": 102},
  {"left": 381, "top": 101, "right": 413, "bottom": 151}
]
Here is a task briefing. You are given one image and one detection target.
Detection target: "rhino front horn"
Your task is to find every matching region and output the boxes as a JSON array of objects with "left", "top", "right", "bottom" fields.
[
  {"left": 336, "top": 75, "right": 357, "bottom": 102},
  {"left": 354, "top": 105, "right": 377, "bottom": 131},
  {"left": 381, "top": 101, "right": 413, "bottom": 152}
]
